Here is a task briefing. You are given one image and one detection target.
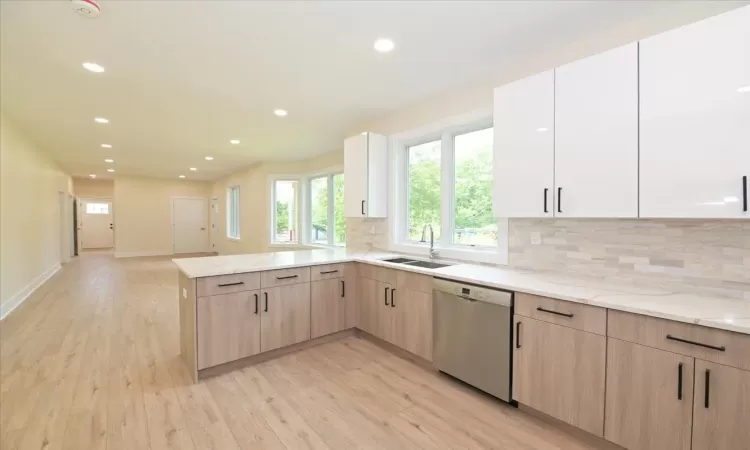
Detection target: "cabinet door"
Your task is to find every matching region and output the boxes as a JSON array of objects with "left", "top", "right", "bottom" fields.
[
  {"left": 344, "top": 134, "right": 368, "bottom": 218},
  {"left": 196, "top": 290, "right": 261, "bottom": 369},
  {"left": 554, "top": 43, "right": 638, "bottom": 218},
  {"left": 359, "top": 277, "right": 383, "bottom": 338},
  {"left": 692, "top": 360, "right": 750, "bottom": 450},
  {"left": 365, "top": 133, "right": 388, "bottom": 218},
  {"left": 344, "top": 269, "right": 358, "bottom": 329},
  {"left": 493, "top": 70, "right": 555, "bottom": 218},
  {"left": 391, "top": 288, "right": 433, "bottom": 361},
  {"left": 310, "top": 279, "right": 346, "bottom": 339},
  {"left": 640, "top": 7, "right": 750, "bottom": 218},
  {"left": 260, "top": 283, "right": 311, "bottom": 353},
  {"left": 605, "top": 338, "right": 694, "bottom": 450},
  {"left": 513, "top": 317, "right": 605, "bottom": 436}
]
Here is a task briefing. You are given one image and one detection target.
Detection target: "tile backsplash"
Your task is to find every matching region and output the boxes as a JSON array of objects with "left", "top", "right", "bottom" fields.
[
  {"left": 509, "top": 220, "right": 750, "bottom": 300},
  {"left": 345, "top": 218, "right": 389, "bottom": 252}
]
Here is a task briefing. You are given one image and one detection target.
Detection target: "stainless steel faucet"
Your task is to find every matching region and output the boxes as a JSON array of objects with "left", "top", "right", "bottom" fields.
[{"left": 420, "top": 224, "right": 438, "bottom": 260}]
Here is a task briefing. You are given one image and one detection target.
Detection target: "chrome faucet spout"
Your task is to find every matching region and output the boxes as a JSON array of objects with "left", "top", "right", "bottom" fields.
[{"left": 420, "top": 224, "right": 438, "bottom": 260}]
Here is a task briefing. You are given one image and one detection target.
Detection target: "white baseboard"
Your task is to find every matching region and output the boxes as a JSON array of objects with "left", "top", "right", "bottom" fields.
[
  {"left": 114, "top": 250, "right": 173, "bottom": 258},
  {"left": 1, "top": 264, "right": 61, "bottom": 321}
]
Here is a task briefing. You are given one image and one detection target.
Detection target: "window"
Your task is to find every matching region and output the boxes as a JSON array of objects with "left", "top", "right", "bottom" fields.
[
  {"left": 226, "top": 186, "right": 240, "bottom": 239},
  {"left": 399, "top": 122, "right": 496, "bottom": 253},
  {"left": 272, "top": 180, "right": 299, "bottom": 244},
  {"left": 309, "top": 172, "right": 345, "bottom": 246},
  {"left": 85, "top": 203, "right": 109, "bottom": 214}
]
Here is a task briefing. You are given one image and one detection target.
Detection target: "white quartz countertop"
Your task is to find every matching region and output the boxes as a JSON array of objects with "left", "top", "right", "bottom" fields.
[{"left": 173, "top": 249, "right": 750, "bottom": 335}]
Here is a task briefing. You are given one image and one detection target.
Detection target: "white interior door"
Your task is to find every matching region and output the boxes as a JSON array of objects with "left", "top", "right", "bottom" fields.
[
  {"left": 81, "top": 199, "right": 114, "bottom": 249},
  {"left": 210, "top": 197, "right": 219, "bottom": 251},
  {"left": 173, "top": 198, "right": 208, "bottom": 254}
]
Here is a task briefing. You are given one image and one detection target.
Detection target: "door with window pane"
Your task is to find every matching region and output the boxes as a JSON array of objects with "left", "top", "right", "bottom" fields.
[{"left": 81, "top": 199, "right": 113, "bottom": 249}]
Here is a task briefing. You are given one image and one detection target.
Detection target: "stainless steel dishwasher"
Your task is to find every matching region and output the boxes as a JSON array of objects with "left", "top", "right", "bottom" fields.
[{"left": 433, "top": 277, "right": 513, "bottom": 402}]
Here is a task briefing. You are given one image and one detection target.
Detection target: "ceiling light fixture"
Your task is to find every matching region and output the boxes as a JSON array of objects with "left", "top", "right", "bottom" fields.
[
  {"left": 189, "top": 167, "right": 197, "bottom": 171},
  {"left": 94, "top": 117, "right": 109, "bottom": 124},
  {"left": 89, "top": 174, "right": 96, "bottom": 178},
  {"left": 274, "top": 109, "right": 288, "bottom": 117},
  {"left": 374, "top": 38, "right": 395, "bottom": 53},
  {"left": 82, "top": 62, "right": 105, "bottom": 73},
  {"left": 737, "top": 85, "right": 750, "bottom": 93},
  {"left": 230, "top": 139, "right": 240, "bottom": 145},
  {"left": 104, "top": 158, "right": 114, "bottom": 163},
  {"left": 179, "top": 175, "right": 186, "bottom": 178},
  {"left": 205, "top": 156, "right": 214, "bottom": 161},
  {"left": 107, "top": 168, "right": 115, "bottom": 173},
  {"left": 100, "top": 144, "right": 112, "bottom": 148}
]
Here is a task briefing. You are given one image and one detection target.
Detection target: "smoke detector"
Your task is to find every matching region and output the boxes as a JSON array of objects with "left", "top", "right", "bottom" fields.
[{"left": 71, "top": 0, "right": 101, "bottom": 19}]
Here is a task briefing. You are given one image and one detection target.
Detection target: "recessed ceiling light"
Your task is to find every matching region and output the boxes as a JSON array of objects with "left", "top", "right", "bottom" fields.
[
  {"left": 107, "top": 169, "right": 115, "bottom": 173},
  {"left": 738, "top": 85, "right": 750, "bottom": 93},
  {"left": 274, "top": 109, "right": 288, "bottom": 117},
  {"left": 179, "top": 175, "right": 186, "bottom": 178},
  {"left": 104, "top": 158, "right": 114, "bottom": 163},
  {"left": 205, "top": 156, "right": 214, "bottom": 161},
  {"left": 230, "top": 139, "right": 240, "bottom": 145},
  {"left": 374, "top": 38, "right": 395, "bottom": 53},
  {"left": 82, "top": 62, "right": 105, "bottom": 73},
  {"left": 100, "top": 144, "right": 112, "bottom": 148},
  {"left": 536, "top": 127, "right": 549, "bottom": 132},
  {"left": 94, "top": 117, "right": 109, "bottom": 124},
  {"left": 189, "top": 167, "right": 197, "bottom": 171},
  {"left": 89, "top": 174, "right": 96, "bottom": 178}
]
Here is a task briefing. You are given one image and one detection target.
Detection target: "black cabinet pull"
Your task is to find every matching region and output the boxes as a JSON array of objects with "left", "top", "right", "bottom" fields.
[
  {"left": 341, "top": 280, "right": 345, "bottom": 298},
  {"left": 515, "top": 322, "right": 522, "bottom": 349},
  {"left": 677, "top": 363, "right": 683, "bottom": 400},
  {"left": 557, "top": 187, "right": 562, "bottom": 213},
  {"left": 536, "top": 307, "right": 574, "bottom": 318},
  {"left": 218, "top": 281, "right": 244, "bottom": 287},
  {"left": 361, "top": 200, "right": 366, "bottom": 215},
  {"left": 384, "top": 287, "right": 389, "bottom": 306},
  {"left": 264, "top": 292, "right": 268, "bottom": 312},
  {"left": 743, "top": 175, "right": 748, "bottom": 212},
  {"left": 666, "top": 334, "right": 726, "bottom": 352},
  {"left": 254, "top": 293, "right": 258, "bottom": 314},
  {"left": 390, "top": 289, "right": 395, "bottom": 308},
  {"left": 543, "top": 188, "right": 548, "bottom": 213},
  {"left": 320, "top": 270, "right": 339, "bottom": 275},
  {"left": 704, "top": 369, "right": 711, "bottom": 409},
  {"left": 276, "top": 275, "right": 299, "bottom": 280}
]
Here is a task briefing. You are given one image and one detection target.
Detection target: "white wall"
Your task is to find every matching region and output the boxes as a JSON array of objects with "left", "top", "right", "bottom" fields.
[{"left": 0, "top": 113, "right": 72, "bottom": 318}]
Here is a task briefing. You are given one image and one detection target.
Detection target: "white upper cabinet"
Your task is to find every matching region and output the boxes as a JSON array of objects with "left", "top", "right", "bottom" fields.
[
  {"left": 639, "top": 6, "right": 750, "bottom": 218},
  {"left": 344, "top": 132, "right": 388, "bottom": 218},
  {"left": 554, "top": 42, "right": 639, "bottom": 218},
  {"left": 493, "top": 70, "right": 555, "bottom": 218}
]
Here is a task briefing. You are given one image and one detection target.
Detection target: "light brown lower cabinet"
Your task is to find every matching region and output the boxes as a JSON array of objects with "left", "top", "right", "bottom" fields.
[
  {"left": 605, "top": 338, "right": 694, "bottom": 450},
  {"left": 260, "top": 283, "right": 311, "bottom": 352},
  {"left": 311, "top": 278, "right": 347, "bottom": 339},
  {"left": 359, "top": 277, "right": 391, "bottom": 339},
  {"left": 691, "top": 359, "right": 750, "bottom": 450},
  {"left": 196, "top": 290, "right": 261, "bottom": 369},
  {"left": 392, "top": 288, "right": 433, "bottom": 361},
  {"left": 513, "top": 316, "right": 606, "bottom": 436}
]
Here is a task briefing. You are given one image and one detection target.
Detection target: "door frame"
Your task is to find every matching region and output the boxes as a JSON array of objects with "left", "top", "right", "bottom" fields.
[
  {"left": 77, "top": 197, "right": 114, "bottom": 252},
  {"left": 210, "top": 196, "right": 219, "bottom": 252},
  {"left": 171, "top": 196, "right": 209, "bottom": 254}
]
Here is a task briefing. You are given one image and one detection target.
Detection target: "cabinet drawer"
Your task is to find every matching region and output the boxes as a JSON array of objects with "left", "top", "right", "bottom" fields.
[
  {"left": 261, "top": 267, "right": 311, "bottom": 287},
  {"left": 608, "top": 310, "right": 750, "bottom": 371},
  {"left": 515, "top": 293, "right": 606, "bottom": 335},
  {"left": 358, "top": 263, "right": 397, "bottom": 285},
  {"left": 310, "top": 263, "right": 347, "bottom": 281},
  {"left": 197, "top": 272, "right": 260, "bottom": 297}
]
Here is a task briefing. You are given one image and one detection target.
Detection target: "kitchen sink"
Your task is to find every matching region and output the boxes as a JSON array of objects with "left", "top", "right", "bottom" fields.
[
  {"left": 403, "top": 260, "right": 453, "bottom": 269},
  {"left": 381, "top": 257, "right": 418, "bottom": 264}
]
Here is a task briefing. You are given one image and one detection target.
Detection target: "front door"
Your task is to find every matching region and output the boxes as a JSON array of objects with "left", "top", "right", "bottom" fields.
[
  {"left": 173, "top": 198, "right": 208, "bottom": 254},
  {"left": 81, "top": 199, "right": 114, "bottom": 249}
]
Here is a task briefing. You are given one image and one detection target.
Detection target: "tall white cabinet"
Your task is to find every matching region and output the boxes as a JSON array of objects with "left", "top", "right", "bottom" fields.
[
  {"left": 344, "top": 132, "right": 388, "bottom": 218},
  {"left": 493, "top": 71, "right": 555, "bottom": 218},
  {"left": 639, "top": 7, "right": 750, "bottom": 218},
  {"left": 554, "top": 43, "right": 638, "bottom": 218}
]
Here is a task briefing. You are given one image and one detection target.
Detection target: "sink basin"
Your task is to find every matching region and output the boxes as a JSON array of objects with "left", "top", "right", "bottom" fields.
[
  {"left": 381, "top": 257, "right": 418, "bottom": 264},
  {"left": 403, "top": 260, "right": 453, "bottom": 269}
]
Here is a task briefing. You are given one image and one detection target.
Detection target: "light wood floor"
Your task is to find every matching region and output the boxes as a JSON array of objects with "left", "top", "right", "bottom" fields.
[{"left": 1, "top": 253, "right": 609, "bottom": 449}]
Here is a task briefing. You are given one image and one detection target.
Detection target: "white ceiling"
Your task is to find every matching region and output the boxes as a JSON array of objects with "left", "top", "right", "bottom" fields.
[{"left": 0, "top": 1, "right": 741, "bottom": 181}]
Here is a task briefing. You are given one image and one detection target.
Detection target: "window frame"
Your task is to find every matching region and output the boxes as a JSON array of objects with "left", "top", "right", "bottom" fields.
[
  {"left": 226, "top": 185, "right": 241, "bottom": 240},
  {"left": 269, "top": 177, "right": 301, "bottom": 246},
  {"left": 306, "top": 171, "right": 345, "bottom": 247},
  {"left": 391, "top": 109, "right": 509, "bottom": 264}
]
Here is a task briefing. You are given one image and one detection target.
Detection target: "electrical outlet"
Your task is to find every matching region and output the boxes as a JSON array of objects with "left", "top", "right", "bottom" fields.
[{"left": 530, "top": 232, "right": 542, "bottom": 245}]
